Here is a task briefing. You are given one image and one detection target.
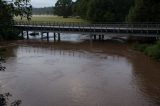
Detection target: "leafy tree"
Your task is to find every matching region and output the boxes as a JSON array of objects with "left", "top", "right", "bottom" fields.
[
  {"left": 127, "top": 0, "right": 160, "bottom": 22},
  {"left": 73, "top": 0, "right": 90, "bottom": 18},
  {"left": 74, "top": 0, "right": 134, "bottom": 22},
  {"left": 54, "top": 0, "right": 73, "bottom": 18},
  {"left": 87, "top": 0, "right": 114, "bottom": 22},
  {"left": 0, "top": 0, "right": 32, "bottom": 40}
]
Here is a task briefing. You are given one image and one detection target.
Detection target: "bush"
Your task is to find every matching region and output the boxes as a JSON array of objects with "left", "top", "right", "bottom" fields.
[
  {"left": 0, "top": 28, "right": 22, "bottom": 40},
  {"left": 133, "top": 43, "right": 149, "bottom": 52},
  {"left": 133, "top": 41, "right": 160, "bottom": 61},
  {"left": 144, "top": 41, "right": 160, "bottom": 60}
]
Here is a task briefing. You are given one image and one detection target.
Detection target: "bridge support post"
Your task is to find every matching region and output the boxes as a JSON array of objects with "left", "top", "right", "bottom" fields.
[
  {"left": 47, "top": 32, "right": 49, "bottom": 42},
  {"left": 21, "top": 31, "right": 24, "bottom": 38},
  {"left": 54, "top": 33, "right": 56, "bottom": 41},
  {"left": 102, "top": 35, "right": 104, "bottom": 40},
  {"left": 90, "top": 34, "right": 93, "bottom": 41},
  {"left": 99, "top": 35, "right": 102, "bottom": 41},
  {"left": 58, "top": 33, "right": 61, "bottom": 41},
  {"left": 41, "top": 32, "right": 43, "bottom": 40},
  {"left": 89, "top": 34, "right": 93, "bottom": 47},
  {"left": 94, "top": 35, "right": 96, "bottom": 40},
  {"left": 26, "top": 31, "right": 29, "bottom": 40}
]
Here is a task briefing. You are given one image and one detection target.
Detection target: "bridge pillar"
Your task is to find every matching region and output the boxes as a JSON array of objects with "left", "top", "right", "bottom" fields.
[
  {"left": 94, "top": 35, "right": 96, "bottom": 40},
  {"left": 26, "top": 31, "right": 29, "bottom": 40},
  {"left": 102, "top": 35, "right": 104, "bottom": 40},
  {"left": 47, "top": 32, "right": 49, "bottom": 42},
  {"left": 89, "top": 34, "right": 93, "bottom": 47},
  {"left": 21, "top": 31, "right": 24, "bottom": 38},
  {"left": 41, "top": 32, "right": 44, "bottom": 40},
  {"left": 54, "top": 33, "right": 56, "bottom": 41},
  {"left": 58, "top": 33, "right": 61, "bottom": 41},
  {"left": 89, "top": 34, "right": 93, "bottom": 41},
  {"left": 99, "top": 35, "right": 102, "bottom": 41}
]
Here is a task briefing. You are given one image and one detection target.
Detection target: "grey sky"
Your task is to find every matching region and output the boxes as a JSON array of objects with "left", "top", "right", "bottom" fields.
[
  {"left": 31, "top": 0, "right": 56, "bottom": 8},
  {"left": 31, "top": 0, "right": 76, "bottom": 8}
]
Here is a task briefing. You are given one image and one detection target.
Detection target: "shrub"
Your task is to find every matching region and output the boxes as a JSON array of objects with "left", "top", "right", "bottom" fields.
[
  {"left": 144, "top": 41, "right": 160, "bottom": 60},
  {"left": 133, "top": 43, "right": 149, "bottom": 52},
  {"left": 133, "top": 41, "right": 160, "bottom": 61}
]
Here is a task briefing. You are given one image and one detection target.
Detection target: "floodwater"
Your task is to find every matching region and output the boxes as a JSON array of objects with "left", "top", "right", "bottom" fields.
[{"left": 0, "top": 34, "right": 160, "bottom": 106}]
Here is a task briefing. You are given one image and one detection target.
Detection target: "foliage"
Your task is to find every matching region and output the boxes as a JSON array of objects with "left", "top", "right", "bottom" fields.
[
  {"left": 86, "top": 0, "right": 114, "bottom": 22},
  {"left": 73, "top": 0, "right": 160, "bottom": 23},
  {"left": 144, "top": 42, "right": 160, "bottom": 60},
  {"left": 134, "top": 41, "right": 160, "bottom": 60},
  {"left": 0, "top": 0, "right": 32, "bottom": 40},
  {"left": 127, "top": 0, "right": 160, "bottom": 22},
  {"left": 73, "top": 0, "right": 134, "bottom": 22},
  {"left": 73, "top": 0, "right": 90, "bottom": 18},
  {"left": 13, "top": 0, "right": 32, "bottom": 20},
  {"left": 54, "top": 0, "right": 73, "bottom": 18},
  {"left": 133, "top": 43, "right": 149, "bottom": 52},
  {"left": 0, "top": 93, "right": 21, "bottom": 106},
  {"left": 0, "top": 56, "right": 6, "bottom": 71},
  {"left": 1, "top": 92, "right": 21, "bottom": 106}
]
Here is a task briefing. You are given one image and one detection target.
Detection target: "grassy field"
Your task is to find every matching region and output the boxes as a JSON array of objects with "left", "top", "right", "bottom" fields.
[{"left": 14, "top": 15, "right": 88, "bottom": 24}]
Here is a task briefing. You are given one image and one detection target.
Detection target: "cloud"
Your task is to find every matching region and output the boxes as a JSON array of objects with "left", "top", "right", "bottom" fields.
[
  {"left": 31, "top": 0, "right": 56, "bottom": 8},
  {"left": 31, "top": 0, "right": 76, "bottom": 8}
]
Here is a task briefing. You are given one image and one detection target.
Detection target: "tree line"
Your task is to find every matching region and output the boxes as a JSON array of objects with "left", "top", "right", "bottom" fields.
[
  {"left": 54, "top": 0, "right": 160, "bottom": 22},
  {"left": 32, "top": 7, "right": 54, "bottom": 15}
]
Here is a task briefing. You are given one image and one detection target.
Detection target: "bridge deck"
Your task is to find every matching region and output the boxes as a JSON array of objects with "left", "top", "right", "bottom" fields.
[{"left": 14, "top": 22, "right": 160, "bottom": 37}]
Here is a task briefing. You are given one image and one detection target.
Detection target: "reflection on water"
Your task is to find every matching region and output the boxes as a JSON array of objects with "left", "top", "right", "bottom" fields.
[
  {"left": 0, "top": 41, "right": 160, "bottom": 106},
  {"left": 25, "top": 32, "right": 88, "bottom": 42}
]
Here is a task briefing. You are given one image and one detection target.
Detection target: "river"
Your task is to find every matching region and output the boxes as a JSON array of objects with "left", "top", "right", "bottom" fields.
[{"left": 0, "top": 34, "right": 160, "bottom": 106}]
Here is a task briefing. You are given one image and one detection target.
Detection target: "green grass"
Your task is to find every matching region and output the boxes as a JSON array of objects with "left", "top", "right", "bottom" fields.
[{"left": 14, "top": 15, "right": 88, "bottom": 24}]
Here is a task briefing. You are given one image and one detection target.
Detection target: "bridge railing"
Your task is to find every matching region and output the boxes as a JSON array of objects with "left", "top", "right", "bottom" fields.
[{"left": 13, "top": 21, "right": 160, "bottom": 29}]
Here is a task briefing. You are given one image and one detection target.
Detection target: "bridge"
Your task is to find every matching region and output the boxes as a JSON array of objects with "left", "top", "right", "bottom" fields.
[{"left": 14, "top": 22, "right": 160, "bottom": 41}]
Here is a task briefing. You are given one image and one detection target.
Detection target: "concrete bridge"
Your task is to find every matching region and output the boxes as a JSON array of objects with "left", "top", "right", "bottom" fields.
[{"left": 14, "top": 22, "right": 160, "bottom": 41}]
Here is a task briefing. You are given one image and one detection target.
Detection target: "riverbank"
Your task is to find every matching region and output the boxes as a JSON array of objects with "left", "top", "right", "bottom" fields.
[
  {"left": 133, "top": 41, "right": 160, "bottom": 61},
  {"left": 0, "top": 41, "right": 18, "bottom": 48},
  {"left": 0, "top": 41, "right": 20, "bottom": 55}
]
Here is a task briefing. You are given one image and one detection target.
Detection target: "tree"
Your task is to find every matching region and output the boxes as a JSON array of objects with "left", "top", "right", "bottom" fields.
[
  {"left": 127, "top": 0, "right": 160, "bottom": 22},
  {"left": 74, "top": 0, "right": 134, "bottom": 22},
  {"left": 87, "top": 0, "right": 114, "bottom": 22},
  {"left": 54, "top": 0, "right": 73, "bottom": 18},
  {"left": 0, "top": 0, "right": 32, "bottom": 40},
  {"left": 73, "top": 0, "right": 90, "bottom": 18}
]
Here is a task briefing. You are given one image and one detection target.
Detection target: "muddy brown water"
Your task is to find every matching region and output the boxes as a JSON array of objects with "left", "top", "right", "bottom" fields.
[{"left": 0, "top": 40, "right": 160, "bottom": 106}]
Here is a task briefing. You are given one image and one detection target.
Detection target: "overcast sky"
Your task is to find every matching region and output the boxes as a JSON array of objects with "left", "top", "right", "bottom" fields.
[{"left": 31, "top": 0, "right": 76, "bottom": 8}]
